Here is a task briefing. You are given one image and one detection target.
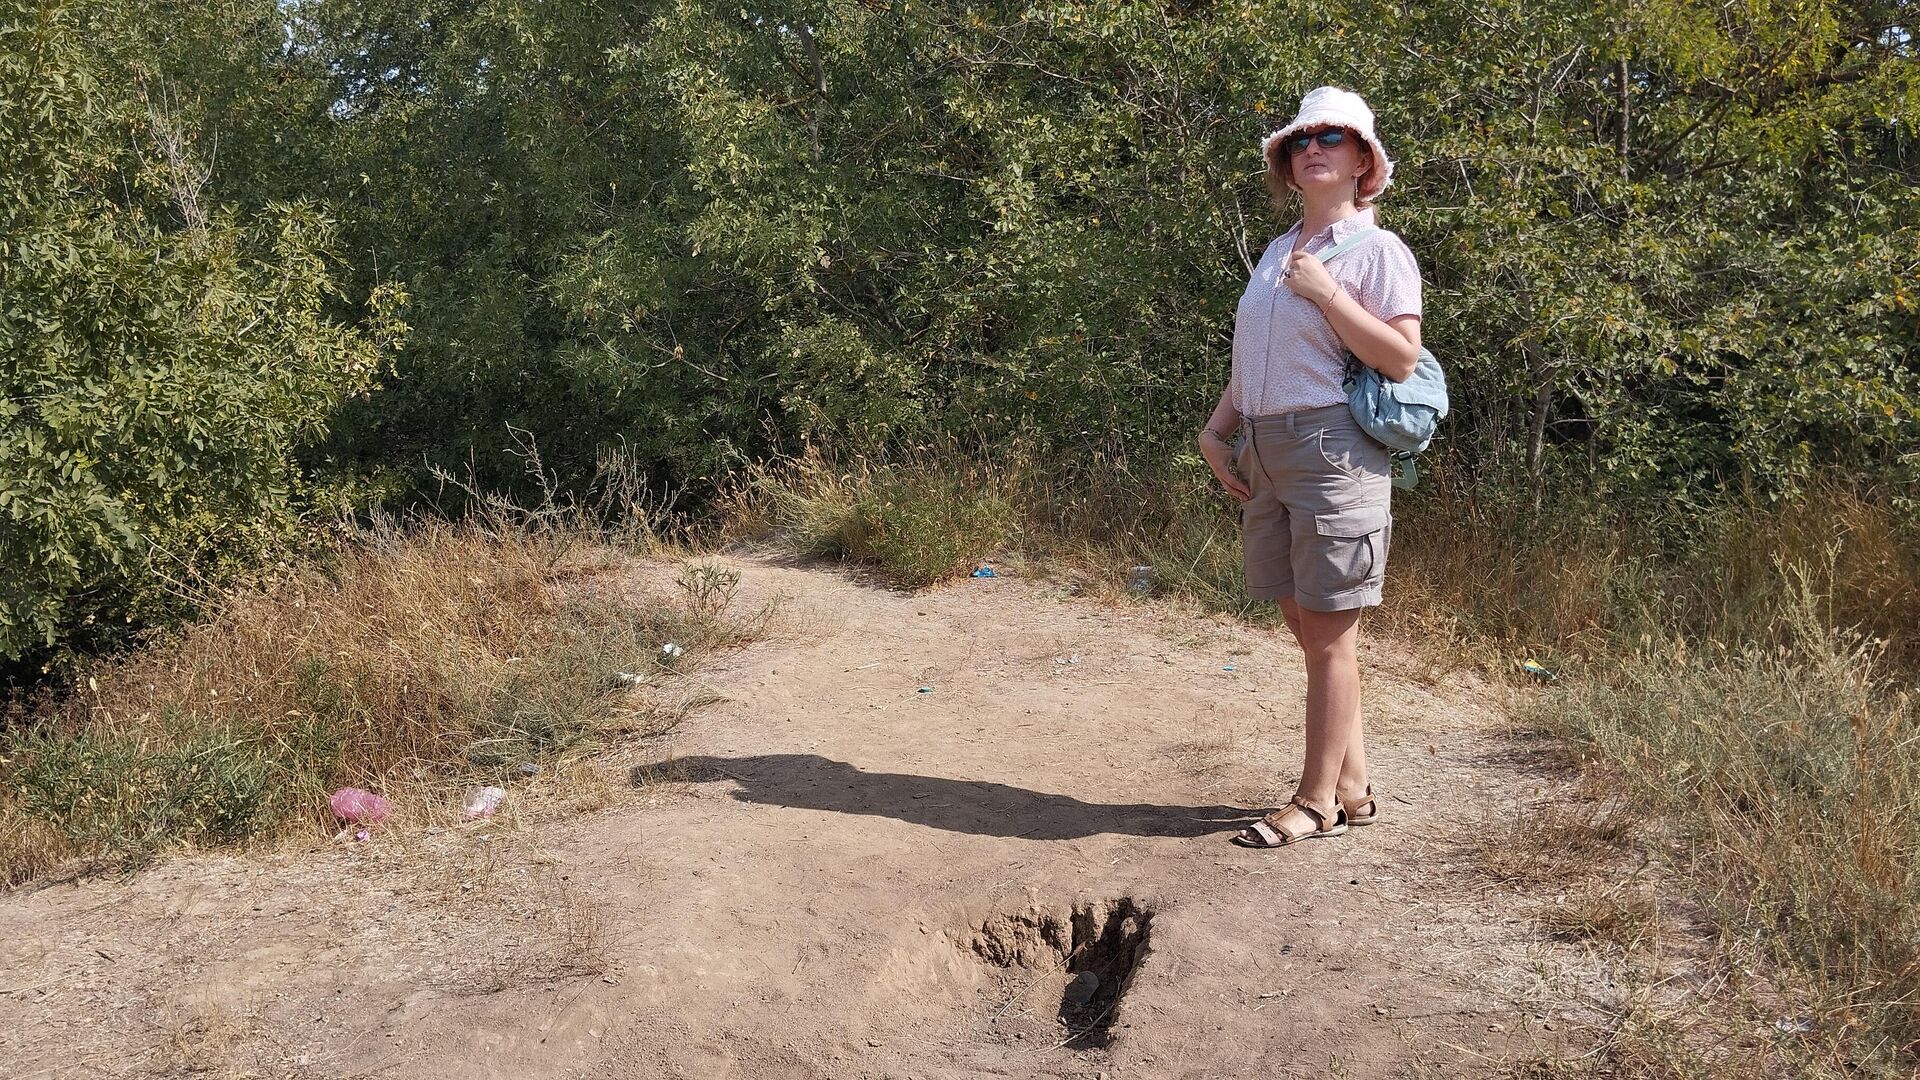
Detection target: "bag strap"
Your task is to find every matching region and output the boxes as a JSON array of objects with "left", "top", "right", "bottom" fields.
[{"left": 1311, "top": 224, "right": 1381, "bottom": 264}]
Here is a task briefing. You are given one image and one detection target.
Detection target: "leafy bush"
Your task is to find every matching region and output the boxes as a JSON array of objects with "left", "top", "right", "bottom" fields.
[
  {"left": 10, "top": 0, "right": 1915, "bottom": 658},
  {"left": 0, "top": 0, "right": 402, "bottom": 662},
  {"left": 110, "top": 0, "right": 1908, "bottom": 509}
]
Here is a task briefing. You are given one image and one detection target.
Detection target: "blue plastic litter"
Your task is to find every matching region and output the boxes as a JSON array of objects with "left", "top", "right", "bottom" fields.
[
  {"left": 1223, "top": 664, "right": 1236, "bottom": 672},
  {"left": 917, "top": 686, "right": 933, "bottom": 694},
  {"left": 971, "top": 566, "right": 997, "bottom": 578}
]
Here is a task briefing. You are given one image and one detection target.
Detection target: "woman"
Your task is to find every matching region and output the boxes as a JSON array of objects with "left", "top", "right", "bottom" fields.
[{"left": 1198, "top": 86, "right": 1423, "bottom": 848}]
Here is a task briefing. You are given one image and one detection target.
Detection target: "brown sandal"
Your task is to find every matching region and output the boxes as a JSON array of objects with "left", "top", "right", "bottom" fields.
[
  {"left": 1232, "top": 795, "right": 1348, "bottom": 848},
  {"left": 1341, "top": 784, "right": 1379, "bottom": 827}
]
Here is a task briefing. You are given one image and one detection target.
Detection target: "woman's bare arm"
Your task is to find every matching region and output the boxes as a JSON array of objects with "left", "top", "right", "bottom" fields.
[
  {"left": 1324, "top": 296, "right": 1420, "bottom": 382},
  {"left": 1201, "top": 383, "right": 1243, "bottom": 439},
  {"left": 1282, "top": 250, "right": 1421, "bottom": 381},
  {"left": 1198, "top": 384, "right": 1249, "bottom": 501}
]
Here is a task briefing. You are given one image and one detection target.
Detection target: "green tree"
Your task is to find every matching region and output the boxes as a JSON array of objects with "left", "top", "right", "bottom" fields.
[
  {"left": 9, "top": 0, "right": 1911, "bottom": 658},
  {"left": 0, "top": 0, "right": 402, "bottom": 663},
  {"left": 252, "top": 0, "right": 1912, "bottom": 503}
]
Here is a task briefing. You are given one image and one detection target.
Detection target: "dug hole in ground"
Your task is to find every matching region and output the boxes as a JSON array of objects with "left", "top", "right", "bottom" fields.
[{"left": 0, "top": 552, "right": 1622, "bottom": 1079}]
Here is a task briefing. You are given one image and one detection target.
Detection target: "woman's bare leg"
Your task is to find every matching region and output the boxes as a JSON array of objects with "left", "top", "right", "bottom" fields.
[{"left": 1277, "top": 597, "right": 1366, "bottom": 817}]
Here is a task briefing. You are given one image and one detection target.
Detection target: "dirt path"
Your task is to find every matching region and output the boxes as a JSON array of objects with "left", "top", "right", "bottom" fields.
[{"left": 1, "top": 553, "right": 1615, "bottom": 1079}]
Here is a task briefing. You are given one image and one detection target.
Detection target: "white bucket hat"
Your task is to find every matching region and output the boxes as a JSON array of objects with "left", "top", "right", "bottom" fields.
[{"left": 1261, "top": 86, "right": 1395, "bottom": 203}]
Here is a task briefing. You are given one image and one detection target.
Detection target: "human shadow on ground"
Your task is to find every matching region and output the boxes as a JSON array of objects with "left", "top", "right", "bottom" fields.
[{"left": 637, "top": 754, "right": 1256, "bottom": 840}]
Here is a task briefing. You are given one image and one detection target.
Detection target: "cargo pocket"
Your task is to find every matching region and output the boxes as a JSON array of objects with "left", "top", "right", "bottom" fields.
[{"left": 1311, "top": 503, "right": 1392, "bottom": 596}]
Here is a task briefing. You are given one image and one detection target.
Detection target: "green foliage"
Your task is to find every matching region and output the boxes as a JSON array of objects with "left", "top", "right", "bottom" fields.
[
  {"left": 0, "top": 0, "right": 402, "bottom": 661},
  {"left": 4, "top": 0, "right": 1915, "bottom": 652},
  {"left": 216, "top": 0, "right": 1913, "bottom": 509},
  {"left": 11, "top": 723, "right": 318, "bottom": 864},
  {"left": 1354, "top": 0, "right": 1920, "bottom": 502}
]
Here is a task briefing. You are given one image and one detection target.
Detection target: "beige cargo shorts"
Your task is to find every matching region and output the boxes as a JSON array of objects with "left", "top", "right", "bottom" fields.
[{"left": 1235, "top": 404, "right": 1394, "bottom": 611}]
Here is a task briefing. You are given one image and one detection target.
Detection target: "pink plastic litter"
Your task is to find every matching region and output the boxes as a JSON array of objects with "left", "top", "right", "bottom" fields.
[{"left": 329, "top": 787, "right": 392, "bottom": 824}]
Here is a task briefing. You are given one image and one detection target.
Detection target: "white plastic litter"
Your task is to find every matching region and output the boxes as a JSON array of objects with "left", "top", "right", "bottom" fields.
[{"left": 460, "top": 785, "right": 507, "bottom": 820}]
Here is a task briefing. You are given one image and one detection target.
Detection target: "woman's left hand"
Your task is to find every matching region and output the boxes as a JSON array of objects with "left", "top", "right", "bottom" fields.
[{"left": 1282, "top": 251, "right": 1339, "bottom": 307}]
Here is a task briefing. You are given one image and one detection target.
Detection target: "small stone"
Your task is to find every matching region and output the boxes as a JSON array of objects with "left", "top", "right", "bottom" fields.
[
  {"left": 1488, "top": 1022, "right": 1505, "bottom": 1032},
  {"left": 867, "top": 1039, "right": 881, "bottom": 1048}
]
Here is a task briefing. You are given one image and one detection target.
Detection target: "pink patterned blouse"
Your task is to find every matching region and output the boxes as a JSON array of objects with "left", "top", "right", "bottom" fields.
[{"left": 1229, "top": 207, "right": 1423, "bottom": 417}]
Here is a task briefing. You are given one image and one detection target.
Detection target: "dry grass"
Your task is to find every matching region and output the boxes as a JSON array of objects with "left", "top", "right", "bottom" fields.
[
  {"left": 1476, "top": 585, "right": 1919, "bottom": 1077},
  {"left": 717, "top": 447, "right": 1920, "bottom": 667},
  {"left": 1466, "top": 774, "right": 1878, "bottom": 1080},
  {"left": 420, "top": 834, "right": 614, "bottom": 995},
  {"left": 0, "top": 516, "right": 765, "bottom": 885},
  {"left": 1466, "top": 780, "right": 1663, "bottom": 951},
  {"left": 717, "top": 447, "right": 1023, "bottom": 588},
  {"left": 1525, "top": 603, "right": 1920, "bottom": 1076},
  {"left": 1468, "top": 789, "right": 1641, "bottom": 892},
  {"left": 716, "top": 443, "right": 1261, "bottom": 615},
  {"left": 154, "top": 993, "right": 255, "bottom": 1079},
  {"left": 1536, "top": 890, "right": 1660, "bottom": 951}
]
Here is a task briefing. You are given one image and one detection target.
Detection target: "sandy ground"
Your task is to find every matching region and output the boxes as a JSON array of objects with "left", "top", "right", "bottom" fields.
[{"left": 0, "top": 553, "right": 1624, "bottom": 1079}]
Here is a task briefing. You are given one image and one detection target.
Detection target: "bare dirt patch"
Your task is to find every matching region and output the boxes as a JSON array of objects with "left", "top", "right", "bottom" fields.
[{"left": 2, "top": 552, "right": 1629, "bottom": 1079}]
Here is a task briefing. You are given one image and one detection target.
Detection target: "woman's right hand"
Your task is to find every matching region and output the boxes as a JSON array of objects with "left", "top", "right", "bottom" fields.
[{"left": 1198, "top": 430, "right": 1251, "bottom": 502}]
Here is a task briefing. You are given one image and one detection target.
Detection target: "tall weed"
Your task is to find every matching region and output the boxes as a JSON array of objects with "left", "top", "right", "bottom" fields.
[{"left": 728, "top": 449, "right": 1019, "bottom": 587}]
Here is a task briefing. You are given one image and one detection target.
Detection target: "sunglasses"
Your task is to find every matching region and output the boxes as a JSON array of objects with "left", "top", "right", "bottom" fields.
[{"left": 1281, "top": 129, "right": 1350, "bottom": 155}]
